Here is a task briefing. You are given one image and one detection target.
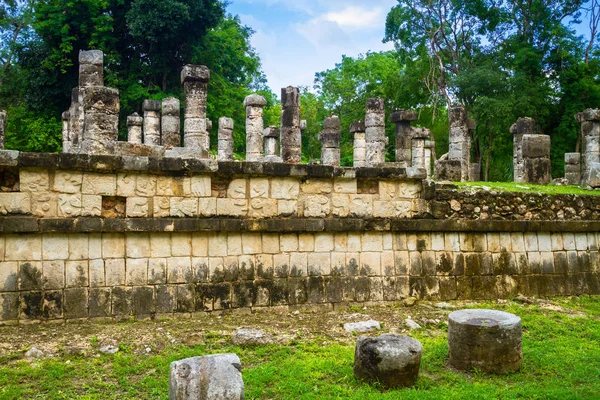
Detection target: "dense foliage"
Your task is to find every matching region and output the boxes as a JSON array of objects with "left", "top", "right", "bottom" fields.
[{"left": 1, "top": 0, "right": 600, "bottom": 180}]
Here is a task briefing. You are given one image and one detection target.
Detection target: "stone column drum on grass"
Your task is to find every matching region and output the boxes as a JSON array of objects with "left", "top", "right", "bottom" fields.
[
  {"left": 365, "top": 98, "right": 387, "bottom": 166},
  {"left": 169, "top": 354, "right": 244, "bottom": 400},
  {"left": 263, "top": 126, "right": 283, "bottom": 163},
  {"left": 78, "top": 50, "right": 103, "bottom": 87},
  {"left": 218, "top": 117, "right": 234, "bottom": 161},
  {"left": 127, "top": 113, "right": 143, "bottom": 144},
  {"left": 351, "top": 120, "right": 366, "bottom": 168},
  {"left": 181, "top": 65, "right": 210, "bottom": 156},
  {"left": 564, "top": 153, "right": 581, "bottom": 184},
  {"left": 280, "top": 86, "right": 302, "bottom": 163},
  {"left": 320, "top": 115, "right": 341, "bottom": 166},
  {"left": 391, "top": 109, "right": 417, "bottom": 167},
  {"left": 448, "top": 309, "right": 523, "bottom": 374},
  {"left": 354, "top": 334, "right": 422, "bottom": 389},
  {"left": 510, "top": 117, "right": 536, "bottom": 183},
  {"left": 244, "top": 94, "right": 267, "bottom": 161},
  {"left": 142, "top": 100, "right": 161, "bottom": 146},
  {"left": 522, "top": 134, "right": 551, "bottom": 184},
  {"left": 161, "top": 97, "right": 181, "bottom": 149}
]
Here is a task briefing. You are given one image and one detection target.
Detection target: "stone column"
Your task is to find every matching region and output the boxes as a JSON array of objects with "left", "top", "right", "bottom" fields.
[
  {"left": 244, "top": 94, "right": 267, "bottom": 161},
  {"left": 319, "top": 115, "right": 341, "bottom": 166},
  {"left": 181, "top": 65, "right": 210, "bottom": 156},
  {"left": 522, "top": 134, "right": 551, "bottom": 184},
  {"left": 424, "top": 140, "right": 434, "bottom": 178},
  {"left": 448, "top": 106, "right": 471, "bottom": 181},
  {"left": 564, "top": 153, "right": 581, "bottom": 184},
  {"left": 0, "top": 110, "right": 6, "bottom": 150},
  {"left": 78, "top": 50, "right": 103, "bottom": 87},
  {"left": 280, "top": 86, "right": 301, "bottom": 163},
  {"left": 61, "top": 111, "right": 70, "bottom": 152},
  {"left": 411, "top": 128, "right": 429, "bottom": 170},
  {"left": 365, "top": 98, "right": 387, "bottom": 166},
  {"left": 575, "top": 109, "right": 600, "bottom": 185},
  {"left": 143, "top": 100, "right": 161, "bottom": 146},
  {"left": 81, "top": 86, "right": 120, "bottom": 155},
  {"left": 351, "top": 120, "right": 366, "bottom": 168},
  {"left": 391, "top": 109, "right": 417, "bottom": 167},
  {"left": 68, "top": 88, "right": 83, "bottom": 150},
  {"left": 263, "top": 126, "right": 283, "bottom": 163},
  {"left": 510, "top": 117, "right": 535, "bottom": 183},
  {"left": 161, "top": 97, "right": 180, "bottom": 149},
  {"left": 218, "top": 117, "right": 234, "bottom": 161},
  {"left": 127, "top": 113, "right": 143, "bottom": 144}
]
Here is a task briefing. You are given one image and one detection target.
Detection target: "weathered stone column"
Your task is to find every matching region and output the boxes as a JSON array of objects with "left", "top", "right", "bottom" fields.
[
  {"left": 142, "top": 100, "right": 161, "bottom": 146},
  {"left": 0, "top": 110, "right": 6, "bottom": 150},
  {"left": 411, "top": 128, "right": 429, "bottom": 169},
  {"left": 244, "top": 94, "right": 267, "bottom": 161},
  {"left": 181, "top": 65, "right": 210, "bottom": 156},
  {"left": 319, "top": 115, "right": 341, "bottom": 166},
  {"left": 218, "top": 117, "right": 234, "bottom": 161},
  {"left": 68, "top": 88, "right": 83, "bottom": 150},
  {"left": 510, "top": 117, "right": 535, "bottom": 183},
  {"left": 78, "top": 50, "right": 103, "bottom": 87},
  {"left": 391, "top": 109, "right": 417, "bottom": 167},
  {"left": 522, "top": 134, "right": 551, "bottom": 184},
  {"left": 424, "top": 140, "right": 434, "bottom": 178},
  {"left": 575, "top": 109, "right": 600, "bottom": 186},
  {"left": 127, "top": 113, "right": 143, "bottom": 144},
  {"left": 280, "top": 86, "right": 301, "bottom": 163},
  {"left": 161, "top": 97, "right": 180, "bottom": 149},
  {"left": 60, "top": 111, "right": 70, "bottom": 152},
  {"left": 564, "top": 153, "right": 581, "bottom": 184},
  {"left": 448, "top": 106, "right": 471, "bottom": 181},
  {"left": 81, "top": 86, "right": 120, "bottom": 155},
  {"left": 351, "top": 120, "right": 366, "bottom": 168},
  {"left": 365, "top": 98, "right": 387, "bottom": 166},
  {"left": 263, "top": 126, "right": 282, "bottom": 162},
  {"left": 469, "top": 163, "right": 481, "bottom": 182}
]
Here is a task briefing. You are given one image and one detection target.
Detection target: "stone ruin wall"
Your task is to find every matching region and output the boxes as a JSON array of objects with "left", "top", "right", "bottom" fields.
[{"left": 0, "top": 153, "right": 599, "bottom": 324}]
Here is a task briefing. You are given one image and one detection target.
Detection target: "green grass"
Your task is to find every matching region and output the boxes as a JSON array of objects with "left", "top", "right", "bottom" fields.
[
  {"left": 453, "top": 181, "right": 600, "bottom": 196},
  {"left": 1, "top": 297, "right": 599, "bottom": 399}
]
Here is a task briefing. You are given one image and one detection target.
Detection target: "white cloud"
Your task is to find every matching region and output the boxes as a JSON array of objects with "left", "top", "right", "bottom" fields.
[{"left": 325, "top": 6, "right": 385, "bottom": 30}]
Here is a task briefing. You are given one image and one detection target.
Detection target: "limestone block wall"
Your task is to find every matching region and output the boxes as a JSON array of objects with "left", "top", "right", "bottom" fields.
[{"left": 0, "top": 151, "right": 599, "bottom": 323}]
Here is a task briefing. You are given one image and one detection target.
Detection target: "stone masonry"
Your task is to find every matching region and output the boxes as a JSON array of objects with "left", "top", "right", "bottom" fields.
[
  {"left": 320, "top": 115, "right": 341, "bottom": 166},
  {"left": 142, "top": 100, "right": 161, "bottom": 146},
  {"left": 435, "top": 106, "right": 472, "bottom": 182},
  {"left": 280, "top": 86, "right": 302, "bottom": 163},
  {"left": 244, "top": 94, "right": 267, "bottom": 162},
  {"left": 161, "top": 98, "right": 181, "bottom": 149},
  {"left": 351, "top": 121, "right": 366, "bottom": 168},
  {"left": 181, "top": 65, "right": 210, "bottom": 156},
  {"left": 575, "top": 109, "right": 600, "bottom": 187},
  {"left": 365, "top": 98, "right": 387, "bottom": 166},
  {"left": 263, "top": 126, "right": 282, "bottom": 163},
  {"left": 127, "top": 113, "right": 143, "bottom": 144},
  {"left": 510, "top": 117, "right": 536, "bottom": 183},
  {"left": 564, "top": 153, "right": 581, "bottom": 185},
  {"left": 218, "top": 117, "right": 234, "bottom": 162},
  {"left": 390, "top": 109, "right": 417, "bottom": 167},
  {"left": 521, "top": 134, "right": 551, "bottom": 184}
]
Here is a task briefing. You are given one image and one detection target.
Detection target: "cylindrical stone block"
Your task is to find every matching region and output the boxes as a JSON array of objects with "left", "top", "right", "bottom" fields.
[
  {"left": 143, "top": 99, "right": 161, "bottom": 146},
  {"left": 78, "top": 50, "right": 103, "bottom": 87},
  {"left": 354, "top": 334, "right": 422, "bottom": 389},
  {"left": 218, "top": 117, "right": 234, "bottom": 161},
  {"left": 127, "top": 112, "right": 143, "bottom": 144},
  {"left": 411, "top": 137, "right": 426, "bottom": 169},
  {"left": 61, "top": 110, "right": 70, "bottom": 151},
  {"left": 353, "top": 132, "right": 366, "bottom": 168},
  {"left": 448, "top": 309, "right": 523, "bottom": 374},
  {"left": 161, "top": 97, "right": 181, "bottom": 149},
  {"left": 244, "top": 94, "right": 267, "bottom": 161},
  {"left": 280, "top": 86, "right": 302, "bottom": 163},
  {"left": 391, "top": 109, "right": 416, "bottom": 165},
  {"left": 181, "top": 65, "right": 210, "bottom": 119},
  {"left": 81, "top": 86, "right": 120, "bottom": 155},
  {"left": 565, "top": 152, "right": 581, "bottom": 165}
]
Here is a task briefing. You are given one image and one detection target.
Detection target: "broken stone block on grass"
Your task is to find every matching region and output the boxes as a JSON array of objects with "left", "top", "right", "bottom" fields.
[
  {"left": 343, "top": 320, "right": 381, "bottom": 333},
  {"left": 169, "top": 354, "right": 244, "bottom": 400},
  {"left": 354, "top": 334, "right": 422, "bottom": 389},
  {"left": 231, "top": 328, "right": 274, "bottom": 346}
]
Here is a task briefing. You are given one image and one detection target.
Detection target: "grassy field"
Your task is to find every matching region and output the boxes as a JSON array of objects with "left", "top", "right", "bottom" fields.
[
  {"left": 0, "top": 296, "right": 599, "bottom": 399},
  {"left": 453, "top": 181, "right": 600, "bottom": 196}
]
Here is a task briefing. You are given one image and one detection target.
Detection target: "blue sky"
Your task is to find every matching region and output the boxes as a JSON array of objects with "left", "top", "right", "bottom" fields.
[
  {"left": 226, "top": 0, "right": 594, "bottom": 95},
  {"left": 226, "top": 0, "right": 398, "bottom": 93}
]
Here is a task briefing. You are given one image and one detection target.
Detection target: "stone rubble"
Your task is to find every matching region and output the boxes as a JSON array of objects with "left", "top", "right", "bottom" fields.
[
  {"left": 230, "top": 328, "right": 274, "bottom": 346},
  {"left": 343, "top": 320, "right": 381, "bottom": 333}
]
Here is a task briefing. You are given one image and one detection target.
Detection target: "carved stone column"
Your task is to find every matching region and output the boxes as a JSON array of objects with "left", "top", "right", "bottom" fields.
[
  {"left": 320, "top": 115, "right": 341, "bottom": 166},
  {"left": 365, "top": 98, "right": 387, "bottom": 166},
  {"left": 510, "top": 117, "right": 535, "bottom": 183},
  {"left": 280, "top": 86, "right": 301, "bottom": 163},
  {"left": 218, "top": 117, "right": 234, "bottom": 161},
  {"left": 127, "top": 113, "right": 143, "bottom": 144},
  {"left": 161, "top": 97, "right": 180, "bottom": 149},
  {"left": 351, "top": 120, "right": 366, "bottom": 168},
  {"left": 142, "top": 100, "right": 161, "bottom": 146},
  {"left": 391, "top": 109, "right": 417, "bottom": 167},
  {"left": 181, "top": 65, "right": 210, "bottom": 156},
  {"left": 244, "top": 94, "right": 267, "bottom": 161}
]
